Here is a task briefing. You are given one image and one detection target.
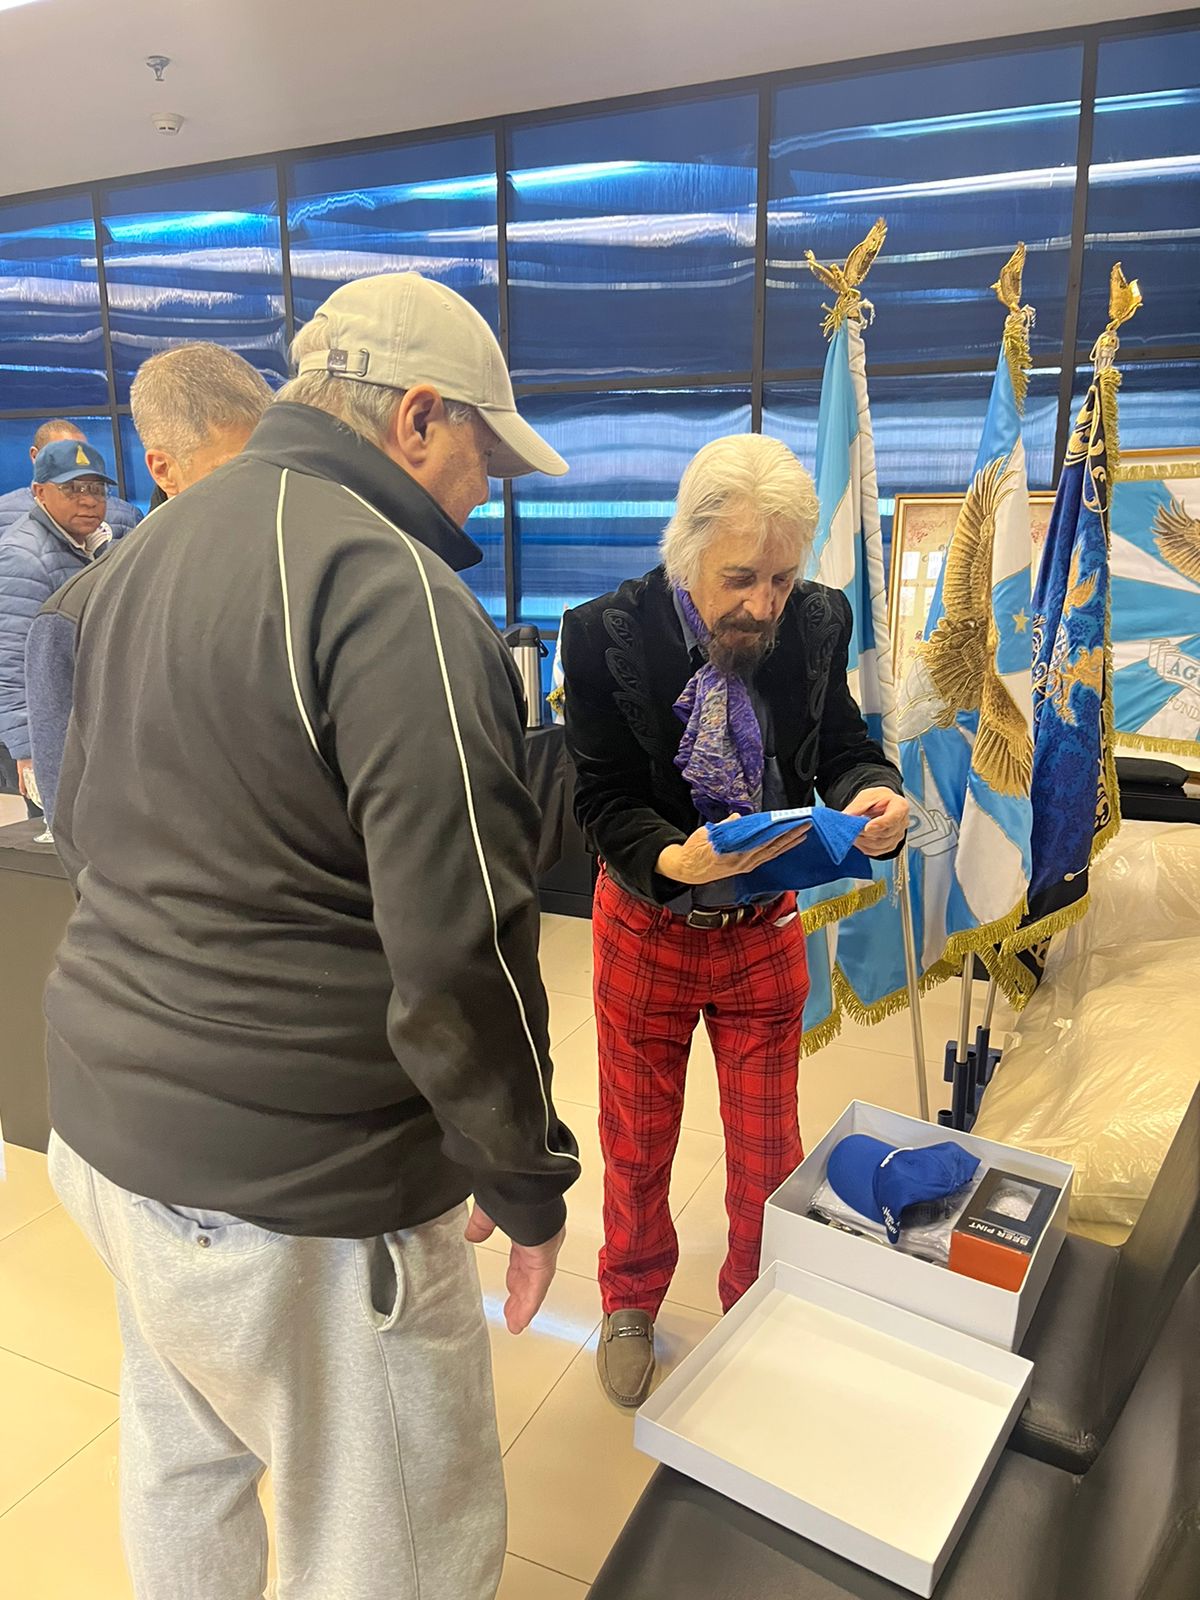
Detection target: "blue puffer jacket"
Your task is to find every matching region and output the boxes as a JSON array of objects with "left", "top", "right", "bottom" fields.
[
  {"left": 0, "top": 505, "right": 105, "bottom": 759},
  {"left": 0, "top": 485, "right": 141, "bottom": 541}
]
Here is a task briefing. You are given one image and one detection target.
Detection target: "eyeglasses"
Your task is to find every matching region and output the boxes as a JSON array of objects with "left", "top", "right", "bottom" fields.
[{"left": 54, "top": 479, "right": 108, "bottom": 500}]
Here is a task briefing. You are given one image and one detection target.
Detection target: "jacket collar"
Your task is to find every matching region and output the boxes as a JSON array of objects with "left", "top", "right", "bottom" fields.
[
  {"left": 242, "top": 403, "right": 483, "bottom": 574},
  {"left": 27, "top": 503, "right": 98, "bottom": 561}
]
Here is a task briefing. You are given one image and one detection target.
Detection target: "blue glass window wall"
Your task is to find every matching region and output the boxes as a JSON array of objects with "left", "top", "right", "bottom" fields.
[
  {"left": 1081, "top": 28, "right": 1200, "bottom": 352},
  {"left": 507, "top": 96, "right": 759, "bottom": 384},
  {"left": 0, "top": 19, "right": 1195, "bottom": 631},
  {"left": 286, "top": 136, "right": 500, "bottom": 332},
  {"left": 767, "top": 47, "right": 1084, "bottom": 371},
  {"left": 100, "top": 167, "right": 288, "bottom": 402},
  {"left": 0, "top": 196, "right": 106, "bottom": 411}
]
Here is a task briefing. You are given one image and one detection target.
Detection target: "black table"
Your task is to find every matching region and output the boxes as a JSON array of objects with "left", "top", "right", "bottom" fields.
[
  {"left": 524, "top": 723, "right": 594, "bottom": 918},
  {"left": 0, "top": 820, "right": 72, "bottom": 1152}
]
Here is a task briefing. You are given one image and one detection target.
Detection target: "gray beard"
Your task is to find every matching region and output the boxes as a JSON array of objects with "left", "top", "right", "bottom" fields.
[{"left": 706, "top": 627, "right": 777, "bottom": 678}]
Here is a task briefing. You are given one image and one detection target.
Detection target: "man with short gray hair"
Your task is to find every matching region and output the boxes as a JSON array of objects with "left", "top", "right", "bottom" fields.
[
  {"left": 43, "top": 274, "right": 579, "bottom": 1600},
  {"left": 26, "top": 344, "right": 273, "bottom": 825},
  {"left": 130, "top": 341, "right": 274, "bottom": 498},
  {"left": 562, "top": 432, "right": 909, "bottom": 1406}
]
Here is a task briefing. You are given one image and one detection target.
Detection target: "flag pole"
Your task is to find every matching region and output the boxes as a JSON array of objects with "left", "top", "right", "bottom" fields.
[
  {"left": 952, "top": 960, "right": 975, "bottom": 1128},
  {"left": 896, "top": 848, "right": 929, "bottom": 1120}
]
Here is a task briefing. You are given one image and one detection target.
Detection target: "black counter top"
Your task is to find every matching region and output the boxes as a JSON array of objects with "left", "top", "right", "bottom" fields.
[{"left": 0, "top": 819, "right": 66, "bottom": 880}]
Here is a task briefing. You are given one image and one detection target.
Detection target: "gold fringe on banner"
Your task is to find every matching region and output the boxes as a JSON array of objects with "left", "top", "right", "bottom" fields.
[
  {"left": 798, "top": 876, "right": 886, "bottom": 937},
  {"left": 991, "top": 243, "right": 1034, "bottom": 417},
  {"left": 1090, "top": 262, "right": 1142, "bottom": 477},
  {"left": 805, "top": 218, "right": 887, "bottom": 339},
  {"left": 801, "top": 1009, "right": 845, "bottom": 1057},
  {"left": 832, "top": 959, "right": 959, "bottom": 1030},
  {"left": 993, "top": 265, "right": 1143, "bottom": 1003},
  {"left": 1116, "top": 729, "right": 1200, "bottom": 760}
]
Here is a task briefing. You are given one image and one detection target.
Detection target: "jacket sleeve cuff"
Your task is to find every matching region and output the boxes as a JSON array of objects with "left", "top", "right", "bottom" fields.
[
  {"left": 617, "top": 825, "right": 688, "bottom": 904},
  {"left": 828, "top": 765, "right": 903, "bottom": 809},
  {"left": 474, "top": 1189, "right": 567, "bottom": 1248}
]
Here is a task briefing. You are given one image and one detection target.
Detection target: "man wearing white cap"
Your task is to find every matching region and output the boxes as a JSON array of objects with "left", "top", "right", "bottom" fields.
[{"left": 43, "top": 275, "right": 580, "bottom": 1600}]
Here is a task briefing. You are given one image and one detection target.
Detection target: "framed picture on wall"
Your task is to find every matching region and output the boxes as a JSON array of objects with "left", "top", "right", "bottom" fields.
[
  {"left": 1110, "top": 447, "right": 1200, "bottom": 766},
  {"left": 887, "top": 492, "right": 1056, "bottom": 680}
]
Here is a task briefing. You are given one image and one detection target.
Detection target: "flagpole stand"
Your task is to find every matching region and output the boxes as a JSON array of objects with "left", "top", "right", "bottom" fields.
[
  {"left": 896, "top": 849, "right": 930, "bottom": 1121},
  {"left": 939, "top": 965, "right": 1004, "bottom": 1131}
]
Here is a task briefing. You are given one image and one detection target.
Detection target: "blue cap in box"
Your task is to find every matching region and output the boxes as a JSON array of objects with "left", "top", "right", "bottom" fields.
[
  {"left": 827, "top": 1134, "right": 981, "bottom": 1244},
  {"left": 33, "top": 439, "right": 116, "bottom": 487}
]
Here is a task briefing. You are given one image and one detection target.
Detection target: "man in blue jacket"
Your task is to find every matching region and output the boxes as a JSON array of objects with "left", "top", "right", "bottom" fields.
[
  {"left": 0, "top": 419, "right": 141, "bottom": 541},
  {"left": 0, "top": 439, "right": 118, "bottom": 807}
]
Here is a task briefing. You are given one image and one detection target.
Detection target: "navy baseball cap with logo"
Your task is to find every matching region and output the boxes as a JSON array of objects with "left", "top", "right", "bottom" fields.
[
  {"left": 827, "top": 1134, "right": 981, "bottom": 1244},
  {"left": 33, "top": 439, "right": 117, "bottom": 487}
]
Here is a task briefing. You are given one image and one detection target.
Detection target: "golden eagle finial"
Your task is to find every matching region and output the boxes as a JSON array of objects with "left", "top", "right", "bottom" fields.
[
  {"left": 990, "top": 243, "right": 1027, "bottom": 314},
  {"left": 990, "top": 243, "right": 1034, "bottom": 416},
  {"left": 1107, "top": 262, "right": 1143, "bottom": 336},
  {"left": 1090, "top": 262, "right": 1143, "bottom": 474},
  {"left": 804, "top": 217, "right": 887, "bottom": 339}
]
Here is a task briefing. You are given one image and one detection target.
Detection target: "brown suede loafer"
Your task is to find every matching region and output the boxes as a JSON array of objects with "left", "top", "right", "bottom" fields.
[{"left": 597, "top": 1309, "right": 656, "bottom": 1408}]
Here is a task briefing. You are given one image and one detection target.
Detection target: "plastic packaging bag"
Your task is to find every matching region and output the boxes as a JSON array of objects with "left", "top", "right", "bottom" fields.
[{"left": 975, "top": 823, "right": 1200, "bottom": 1231}]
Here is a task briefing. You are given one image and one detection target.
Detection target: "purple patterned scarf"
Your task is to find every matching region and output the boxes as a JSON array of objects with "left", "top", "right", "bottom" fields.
[{"left": 672, "top": 587, "right": 764, "bottom": 823}]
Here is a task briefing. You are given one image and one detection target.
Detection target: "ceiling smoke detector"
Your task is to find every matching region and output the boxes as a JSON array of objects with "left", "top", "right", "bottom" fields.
[{"left": 152, "top": 111, "right": 184, "bottom": 135}]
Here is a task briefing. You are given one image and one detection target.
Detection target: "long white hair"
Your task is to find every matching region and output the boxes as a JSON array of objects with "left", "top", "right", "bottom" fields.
[{"left": 661, "top": 434, "right": 819, "bottom": 589}]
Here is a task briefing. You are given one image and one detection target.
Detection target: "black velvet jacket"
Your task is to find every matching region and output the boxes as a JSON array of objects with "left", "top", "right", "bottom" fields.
[{"left": 561, "top": 567, "right": 903, "bottom": 904}]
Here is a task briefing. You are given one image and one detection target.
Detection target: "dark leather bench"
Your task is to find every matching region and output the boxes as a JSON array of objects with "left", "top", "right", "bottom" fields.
[
  {"left": 1013, "top": 1081, "right": 1200, "bottom": 1469},
  {"left": 590, "top": 1266, "right": 1200, "bottom": 1600}
]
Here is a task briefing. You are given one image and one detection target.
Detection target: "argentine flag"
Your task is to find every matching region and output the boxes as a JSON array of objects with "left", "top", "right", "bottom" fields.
[
  {"left": 896, "top": 250, "right": 1035, "bottom": 997},
  {"left": 799, "top": 297, "right": 901, "bottom": 1046}
]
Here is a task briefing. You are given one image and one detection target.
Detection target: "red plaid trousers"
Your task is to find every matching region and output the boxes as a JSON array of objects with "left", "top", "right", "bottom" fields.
[{"left": 593, "top": 870, "right": 809, "bottom": 1318}]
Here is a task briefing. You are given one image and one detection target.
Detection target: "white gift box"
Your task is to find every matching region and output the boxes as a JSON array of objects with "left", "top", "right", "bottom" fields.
[
  {"left": 636, "top": 1260, "right": 1034, "bottom": 1597},
  {"left": 761, "top": 1102, "right": 1073, "bottom": 1350}
]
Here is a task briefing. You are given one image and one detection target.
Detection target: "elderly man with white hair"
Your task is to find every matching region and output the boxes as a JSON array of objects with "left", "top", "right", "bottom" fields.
[{"left": 561, "top": 432, "right": 909, "bottom": 1407}]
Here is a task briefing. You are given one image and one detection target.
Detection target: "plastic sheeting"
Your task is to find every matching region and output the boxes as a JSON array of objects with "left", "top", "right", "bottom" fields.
[{"left": 973, "top": 823, "right": 1200, "bottom": 1232}]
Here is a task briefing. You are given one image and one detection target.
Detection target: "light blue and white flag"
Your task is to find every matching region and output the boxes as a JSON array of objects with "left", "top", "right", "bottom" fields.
[
  {"left": 1110, "top": 464, "right": 1200, "bottom": 759},
  {"left": 796, "top": 220, "right": 901, "bottom": 1046},
  {"left": 896, "top": 245, "right": 1036, "bottom": 998}
]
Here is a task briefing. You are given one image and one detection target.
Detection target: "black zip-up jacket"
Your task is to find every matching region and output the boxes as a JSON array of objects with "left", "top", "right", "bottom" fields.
[
  {"left": 45, "top": 403, "right": 580, "bottom": 1245},
  {"left": 561, "top": 568, "right": 902, "bottom": 902}
]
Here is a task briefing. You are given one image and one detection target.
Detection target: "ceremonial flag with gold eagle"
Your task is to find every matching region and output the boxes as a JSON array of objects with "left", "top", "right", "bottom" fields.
[
  {"left": 896, "top": 246, "right": 1036, "bottom": 997},
  {"left": 793, "top": 220, "right": 902, "bottom": 1049},
  {"left": 1000, "top": 266, "right": 1141, "bottom": 995}
]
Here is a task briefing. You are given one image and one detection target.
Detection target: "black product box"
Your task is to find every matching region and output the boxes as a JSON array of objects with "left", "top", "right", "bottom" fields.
[{"left": 948, "top": 1169, "right": 1062, "bottom": 1291}]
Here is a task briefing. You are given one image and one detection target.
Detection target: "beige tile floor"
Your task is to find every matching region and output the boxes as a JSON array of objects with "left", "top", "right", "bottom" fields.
[{"left": 0, "top": 911, "right": 1012, "bottom": 1598}]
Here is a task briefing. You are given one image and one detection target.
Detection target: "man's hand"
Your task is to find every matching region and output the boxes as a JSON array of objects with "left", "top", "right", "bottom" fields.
[
  {"left": 465, "top": 1204, "right": 565, "bottom": 1335},
  {"left": 657, "top": 818, "right": 810, "bottom": 887},
  {"left": 15, "top": 759, "right": 37, "bottom": 806},
  {"left": 845, "top": 787, "right": 910, "bottom": 857}
]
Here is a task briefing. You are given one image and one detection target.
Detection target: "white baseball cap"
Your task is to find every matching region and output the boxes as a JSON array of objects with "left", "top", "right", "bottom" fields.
[{"left": 296, "top": 272, "right": 567, "bottom": 479}]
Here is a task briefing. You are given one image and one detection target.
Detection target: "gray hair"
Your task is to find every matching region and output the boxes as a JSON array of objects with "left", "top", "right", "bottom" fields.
[
  {"left": 275, "top": 314, "right": 476, "bottom": 444},
  {"left": 32, "top": 419, "right": 85, "bottom": 451},
  {"left": 661, "top": 433, "right": 820, "bottom": 589},
  {"left": 130, "top": 343, "right": 273, "bottom": 463}
]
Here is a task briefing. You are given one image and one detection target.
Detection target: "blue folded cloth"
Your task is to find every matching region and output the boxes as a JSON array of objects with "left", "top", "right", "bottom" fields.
[{"left": 708, "top": 806, "right": 872, "bottom": 898}]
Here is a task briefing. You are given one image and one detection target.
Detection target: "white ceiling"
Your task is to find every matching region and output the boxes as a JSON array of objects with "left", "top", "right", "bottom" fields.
[{"left": 1, "top": 0, "right": 1193, "bottom": 199}]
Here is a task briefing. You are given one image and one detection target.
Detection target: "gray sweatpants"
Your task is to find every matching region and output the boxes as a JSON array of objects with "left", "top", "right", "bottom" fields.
[{"left": 48, "top": 1133, "right": 506, "bottom": 1600}]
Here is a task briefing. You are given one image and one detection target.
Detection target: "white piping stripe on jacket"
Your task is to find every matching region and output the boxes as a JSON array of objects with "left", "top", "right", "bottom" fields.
[
  {"left": 274, "top": 469, "right": 322, "bottom": 760},
  {"left": 340, "top": 484, "right": 573, "bottom": 1166}
]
